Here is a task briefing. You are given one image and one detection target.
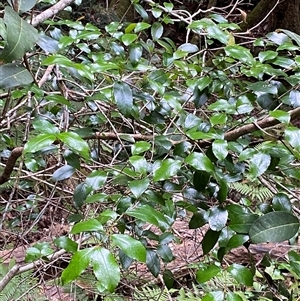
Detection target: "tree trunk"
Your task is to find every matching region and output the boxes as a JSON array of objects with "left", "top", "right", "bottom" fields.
[{"left": 244, "top": 0, "right": 300, "bottom": 34}]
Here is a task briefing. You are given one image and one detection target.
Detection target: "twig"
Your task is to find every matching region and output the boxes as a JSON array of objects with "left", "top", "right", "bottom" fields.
[{"left": 31, "top": 0, "right": 75, "bottom": 27}]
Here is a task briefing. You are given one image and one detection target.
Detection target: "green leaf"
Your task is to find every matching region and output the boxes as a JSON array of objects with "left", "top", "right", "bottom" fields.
[
  {"left": 73, "top": 182, "right": 92, "bottom": 209},
  {"left": 57, "top": 132, "right": 90, "bottom": 159},
  {"left": 279, "top": 29, "right": 300, "bottom": 46},
  {"left": 146, "top": 249, "right": 160, "bottom": 277},
  {"left": 131, "top": 141, "right": 151, "bottom": 155},
  {"left": 129, "top": 43, "right": 143, "bottom": 66},
  {"left": 54, "top": 237, "right": 78, "bottom": 253},
  {"left": 111, "top": 234, "right": 146, "bottom": 262},
  {"left": 129, "top": 156, "right": 148, "bottom": 175},
  {"left": 202, "top": 229, "right": 220, "bottom": 255},
  {"left": 0, "top": 64, "right": 33, "bottom": 88},
  {"left": 226, "top": 292, "right": 243, "bottom": 301},
  {"left": 196, "top": 264, "right": 221, "bottom": 283},
  {"left": 285, "top": 126, "right": 300, "bottom": 151},
  {"left": 248, "top": 153, "right": 271, "bottom": 179},
  {"left": 226, "top": 234, "right": 249, "bottom": 249},
  {"left": 208, "top": 207, "right": 228, "bottom": 231},
  {"left": 121, "top": 33, "right": 138, "bottom": 46},
  {"left": 61, "top": 248, "right": 93, "bottom": 285},
  {"left": 86, "top": 170, "right": 107, "bottom": 189},
  {"left": 272, "top": 193, "right": 292, "bottom": 212},
  {"left": 193, "top": 170, "right": 210, "bottom": 192},
  {"left": 249, "top": 211, "right": 299, "bottom": 243},
  {"left": 189, "top": 210, "right": 207, "bottom": 230},
  {"left": 126, "top": 204, "right": 170, "bottom": 231},
  {"left": 258, "top": 50, "right": 278, "bottom": 62},
  {"left": 269, "top": 110, "right": 290, "bottom": 124},
  {"left": 153, "top": 159, "right": 182, "bottom": 181},
  {"left": 212, "top": 140, "right": 228, "bottom": 161},
  {"left": 51, "top": 165, "right": 75, "bottom": 181},
  {"left": 71, "top": 219, "right": 103, "bottom": 234},
  {"left": 225, "top": 45, "right": 255, "bottom": 65},
  {"left": 227, "top": 264, "right": 253, "bottom": 286},
  {"left": 290, "top": 90, "right": 300, "bottom": 108},
  {"left": 178, "top": 43, "right": 199, "bottom": 53},
  {"left": 0, "top": 7, "right": 38, "bottom": 62},
  {"left": 202, "top": 291, "right": 224, "bottom": 301},
  {"left": 33, "top": 118, "right": 59, "bottom": 134},
  {"left": 134, "top": 22, "right": 151, "bottom": 32},
  {"left": 151, "top": 22, "right": 163, "bottom": 41},
  {"left": 113, "top": 81, "right": 133, "bottom": 117},
  {"left": 45, "top": 94, "right": 71, "bottom": 106},
  {"left": 247, "top": 81, "right": 278, "bottom": 94},
  {"left": 24, "top": 134, "right": 56, "bottom": 154},
  {"left": 185, "top": 152, "right": 214, "bottom": 172},
  {"left": 90, "top": 247, "right": 120, "bottom": 293},
  {"left": 129, "top": 178, "right": 149, "bottom": 198},
  {"left": 157, "top": 244, "right": 174, "bottom": 262},
  {"left": 217, "top": 180, "right": 228, "bottom": 203}
]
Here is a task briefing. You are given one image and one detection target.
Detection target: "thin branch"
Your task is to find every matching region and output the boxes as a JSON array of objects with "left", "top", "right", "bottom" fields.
[{"left": 31, "top": 0, "right": 75, "bottom": 27}]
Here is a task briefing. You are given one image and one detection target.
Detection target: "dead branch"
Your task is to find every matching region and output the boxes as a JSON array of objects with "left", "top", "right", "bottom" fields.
[
  {"left": 31, "top": 0, "right": 75, "bottom": 27},
  {"left": 0, "top": 147, "right": 23, "bottom": 184},
  {"left": 1, "top": 106, "right": 300, "bottom": 185}
]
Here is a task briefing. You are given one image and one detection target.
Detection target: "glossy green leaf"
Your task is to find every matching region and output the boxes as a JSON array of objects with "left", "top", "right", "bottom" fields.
[
  {"left": 153, "top": 159, "right": 182, "bottom": 181},
  {"left": 185, "top": 152, "right": 214, "bottom": 172},
  {"left": 178, "top": 43, "right": 199, "bottom": 53},
  {"left": 217, "top": 180, "right": 228, "bottom": 203},
  {"left": 193, "top": 170, "right": 210, "bottom": 192},
  {"left": 73, "top": 182, "right": 91, "bottom": 209},
  {"left": 0, "top": 64, "right": 33, "bottom": 88},
  {"left": 225, "top": 45, "right": 255, "bottom": 65},
  {"left": 33, "top": 118, "right": 59, "bottom": 134},
  {"left": 90, "top": 247, "right": 120, "bottom": 292},
  {"left": 61, "top": 248, "right": 93, "bottom": 285},
  {"left": 121, "top": 33, "right": 138, "bottom": 46},
  {"left": 208, "top": 207, "right": 228, "bottom": 231},
  {"left": 249, "top": 211, "right": 299, "bottom": 243},
  {"left": 86, "top": 170, "right": 107, "bottom": 189},
  {"left": 129, "top": 156, "right": 148, "bottom": 174},
  {"left": 126, "top": 204, "right": 170, "bottom": 231},
  {"left": 58, "top": 132, "right": 90, "bottom": 159},
  {"left": 226, "top": 234, "right": 249, "bottom": 249},
  {"left": 54, "top": 237, "right": 78, "bottom": 253},
  {"left": 111, "top": 234, "right": 146, "bottom": 262},
  {"left": 212, "top": 140, "right": 228, "bottom": 161},
  {"left": 163, "top": 269, "right": 174, "bottom": 289},
  {"left": 51, "top": 165, "right": 75, "bottom": 181},
  {"left": 151, "top": 22, "right": 163, "bottom": 41},
  {"left": 269, "top": 110, "right": 290, "bottom": 124},
  {"left": 24, "top": 134, "right": 56, "bottom": 154},
  {"left": 157, "top": 244, "right": 174, "bottom": 262},
  {"left": 0, "top": 7, "right": 38, "bottom": 62},
  {"left": 202, "top": 292, "right": 224, "bottom": 301},
  {"left": 131, "top": 141, "right": 151, "bottom": 155},
  {"left": 227, "top": 264, "right": 253, "bottom": 286},
  {"left": 129, "top": 178, "right": 149, "bottom": 198},
  {"left": 290, "top": 90, "right": 300, "bottom": 108},
  {"left": 189, "top": 210, "right": 208, "bottom": 229},
  {"left": 248, "top": 153, "right": 271, "bottom": 179},
  {"left": 134, "top": 22, "right": 151, "bottom": 32},
  {"left": 229, "top": 213, "right": 259, "bottom": 234},
  {"left": 129, "top": 43, "right": 143, "bottom": 66},
  {"left": 226, "top": 292, "right": 243, "bottom": 301},
  {"left": 146, "top": 249, "right": 160, "bottom": 277},
  {"left": 45, "top": 94, "right": 71, "bottom": 106},
  {"left": 272, "top": 193, "right": 292, "bottom": 212},
  {"left": 279, "top": 29, "right": 300, "bottom": 46},
  {"left": 113, "top": 81, "right": 133, "bottom": 117},
  {"left": 196, "top": 264, "right": 221, "bottom": 283},
  {"left": 258, "top": 50, "right": 278, "bottom": 62},
  {"left": 71, "top": 219, "right": 103, "bottom": 234},
  {"left": 134, "top": 3, "right": 149, "bottom": 20},
  {"left": 202, "top": 229, "right": 220, "bottom": 255},
  {"left": 285, "top": 126, "right": 300, "bottom": 151}
]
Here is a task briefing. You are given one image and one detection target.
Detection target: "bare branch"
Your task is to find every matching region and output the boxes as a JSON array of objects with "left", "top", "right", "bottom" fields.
[{"left": 31, "top": 0, "right": 75, "bottom": 27}]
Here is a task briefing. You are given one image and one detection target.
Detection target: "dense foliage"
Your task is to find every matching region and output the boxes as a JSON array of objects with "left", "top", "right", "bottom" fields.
[{"left": 0, "top": 0, "right": 300, "bottom": 299}]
